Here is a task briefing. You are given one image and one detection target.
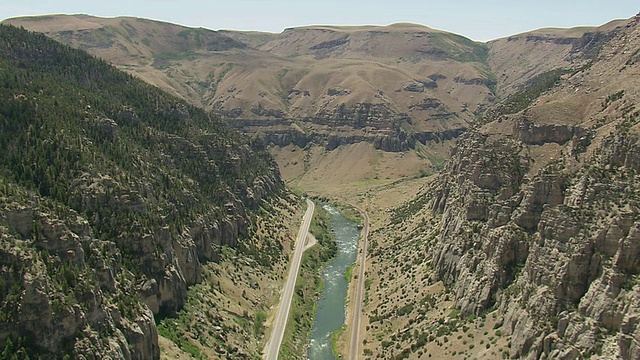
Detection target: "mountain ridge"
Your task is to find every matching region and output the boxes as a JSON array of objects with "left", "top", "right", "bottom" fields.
[
  {"left": 4, "top": 14, "right": 626, "bottom": 160},
  {"left": 358, "top": 12, "right": 640, "bottom": 359},
  {"left": 3, "top": 14, "right": 494, "bottom": 160}
]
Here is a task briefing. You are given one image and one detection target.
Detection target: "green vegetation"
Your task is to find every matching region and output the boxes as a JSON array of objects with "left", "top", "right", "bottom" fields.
[
  {"left": 332, "top": 203, "right": 362, "bottom": 224},
  {"left": 345, "top": 262, "right": 356, "bottom": 282},
  {"left": 276, "top": 68, "right": 291, "bottom": 109},
  {"left": 309, "top": 205, "right": 338, "bottom": 258},
  {"left": 254, "top": 311, "right": 268, "bottom": 336},
  {"left": 157, "top": 319, "right": 202, "bottom": 358},
  {"left": 0, "top": 23, "right": 276, "bottom": 251},
  {"left": 217, "top": 62, "right": 235, "bottom": 83},
  {"left": 178, "top": 29, "right": 205, "bottom": 47},
  {"left": 152, "top": 50, "right": 199, "bottom": 64},
  {"left": 1, "top": 336, "right": 32, "bottom": 360},
  {"left": 603, "top": 90, "right": 625, "bottom": 109},
  {"left": 151, "top": 193, "right": 300, "bottom": 358},
  {"left": 414, "top": 141, "right": 447, "bottom": 173},
  {"left": 0, "top": 24, "right": 281, "bottom": 357},
  {"left": 390, "top": 192, "right": 431, "bottom": 225},
  {"left": 279, "top": 204, "right": 337, "bottom": 358},
  {"left": 330, "top": 324, "right": 347, "bottom": 358},
  {"left": 496, "top": 68, "right": 571, "bottom": 114},
  {"left": 428, "top": 33, "right": 489, "bottom": 64}
]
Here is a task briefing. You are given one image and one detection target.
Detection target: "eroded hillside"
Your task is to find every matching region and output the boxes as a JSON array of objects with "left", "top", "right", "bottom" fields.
[
  {"left": 362, "top": 13, "right": 640, "bottom": 359},
  {"left": 487, "top": 19, "right": 628, "bottom": 98},
  {"left": 0, "top": 24, "right": 294, "bottom": 358},
  {"left": 4, "top": 15, "right": 492, "bottom": 158},
  {"left": 4, "top": 14, "right": 631, "bottom": 188}
]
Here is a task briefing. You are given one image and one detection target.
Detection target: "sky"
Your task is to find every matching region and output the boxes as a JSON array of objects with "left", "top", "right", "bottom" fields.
[{"left": 1, "top": 1, "right": 638, "bottom": 41}]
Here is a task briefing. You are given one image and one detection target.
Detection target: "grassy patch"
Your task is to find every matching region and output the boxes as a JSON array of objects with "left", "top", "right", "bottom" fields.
[
  {"left": 428, "top": 32, "right": 489, "bottom": 64},
  {"left": 497, "top": 68, "right": 571, "bottom": 114},
  {"left": 279, "top": 204, "right": 337, "bottom": 358},
  {"left": 345, "top": 262, "right": 356, "bottom": 282},
  {"left": 157, "top": 318, "right": 201, "bottom": 358},
  {"left": 331, "top": 203, "right": 362, "bottom": 224},
  {"left": 330, "top": 324, "right": 347, "bottom": 358},
  {"left": 254, "top": 311, "right": 267, "bottom": 336}
]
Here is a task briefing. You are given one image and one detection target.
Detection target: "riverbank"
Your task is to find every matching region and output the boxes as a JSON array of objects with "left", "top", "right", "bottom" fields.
[
  {"left": 279, "top": 204, "right": 337, "bottom": 359},
  {"left": 308, "top": 204, "right": 360, "bottom": 360},
  {"left": 285, "top": 175, "right": 431, "bottom": 359}
]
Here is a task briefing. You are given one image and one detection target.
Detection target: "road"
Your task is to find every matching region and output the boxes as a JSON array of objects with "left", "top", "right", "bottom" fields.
[
  {"left": 349, "top": 207, "right": 370, "bottom": 360},
  {"left": 264, "top": 198, "right": 315, "bottom": 360}
]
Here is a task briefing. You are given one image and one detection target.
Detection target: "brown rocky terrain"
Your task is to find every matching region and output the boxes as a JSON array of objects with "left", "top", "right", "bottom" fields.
[
  {"left": 4, "top": 14, "right": 629, "bottom": 187},
  {"left": 487, "top": 19, "right": 628, "bottom": 98},
  {"left": 3, "top": 11, "right": 640, "bottom": 360},
  {"left": 3, "top": 15, "right": 490, "bottom": 158},
  {"left": 358, "top": 13, "right": 640, "bottom": 360}
]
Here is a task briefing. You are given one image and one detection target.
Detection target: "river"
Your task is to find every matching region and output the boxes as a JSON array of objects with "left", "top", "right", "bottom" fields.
[{"left": 307, "top": 204, "right": 360, "bottom": 359}]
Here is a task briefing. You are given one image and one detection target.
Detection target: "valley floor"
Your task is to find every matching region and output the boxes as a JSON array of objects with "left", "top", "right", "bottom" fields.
[{"left": 282, "top": 161, "right": 513, "bottom": 360}]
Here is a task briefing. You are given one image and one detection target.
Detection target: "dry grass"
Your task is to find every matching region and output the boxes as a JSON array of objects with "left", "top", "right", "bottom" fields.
[
  {"left": 272, "top": 142, "right": 442, "bottom": 195},
  {"left": 150, "top": 194, "right": 305, "bottom": 359},
  {"left": 5, "top": 14, "right": 493, "bottom": 131}
]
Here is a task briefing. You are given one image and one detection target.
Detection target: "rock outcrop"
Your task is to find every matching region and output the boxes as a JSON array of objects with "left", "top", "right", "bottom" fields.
[
  {"left": 0, "top": 25, "right": 284, "bottom": 358},
  {"left": 1, "top": 194, "right": 160, "bottom": 359},
  {"left": 427, "top": 16, "right": 640, "bottom": 359},
  {"left": 430, "top": 123, "right": 640, "bottom": 358},
  {"left": 231, "top": 107, "right": 467, "bottom": 152}
]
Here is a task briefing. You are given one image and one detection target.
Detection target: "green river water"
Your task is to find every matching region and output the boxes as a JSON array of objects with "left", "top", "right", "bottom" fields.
[{"left": 307, "top": 204, "right": 360, "bottom": 359}]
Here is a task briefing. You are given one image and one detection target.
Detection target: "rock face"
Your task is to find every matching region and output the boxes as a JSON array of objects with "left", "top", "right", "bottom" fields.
[
  {"left": 1, "top": 195, "right": 160, "bottom": 359},
  {"left": 0, "top": 25, "right": 283, "bottom": 358},
  {"left": 231, "top": 110, "right": 467, "bottom": 153},
  {"left": 487, "top": 18, "right": 628, "bottom": 98},
  {"left": 428, "top": 16, "right": 640, "bottom": 359}
]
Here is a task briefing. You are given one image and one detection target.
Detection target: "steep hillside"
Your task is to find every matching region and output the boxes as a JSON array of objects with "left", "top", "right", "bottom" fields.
[
  {"left": 0, "top": 24, "right": 286, "bottom": 358},
  {"left": 5, "top": 14, "right": 634, "bottom": 191},
  {"left": 488, "top": 19, "right": 630, "bottom": 98},
  {"left": 362, "top": 13, "right": 640, "bottom": 359},
  {"left": 370, "top": 12, "right": 640, "bottom": 359},
  {"left": 4, "top": 15, "right": 493, "bottom": 157}
]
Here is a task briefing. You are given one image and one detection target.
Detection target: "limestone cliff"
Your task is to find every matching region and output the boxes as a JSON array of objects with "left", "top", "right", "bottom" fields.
[{"left": 429, "top": 14, "right": 640, "bottom": 359}]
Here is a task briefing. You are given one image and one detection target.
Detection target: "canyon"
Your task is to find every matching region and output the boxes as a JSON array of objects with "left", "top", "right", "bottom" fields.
[{"left": 1, "top": 11, "right": 639, "bottom": 359}]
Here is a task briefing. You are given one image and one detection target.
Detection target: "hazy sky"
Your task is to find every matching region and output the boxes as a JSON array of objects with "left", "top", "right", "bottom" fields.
[{"left": 1, "top": 1, "right": 638, "bottom": 41}]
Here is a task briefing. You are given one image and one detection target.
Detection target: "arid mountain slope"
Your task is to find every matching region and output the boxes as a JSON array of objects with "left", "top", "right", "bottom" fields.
[
  {"left": 489, "top": 19, "right": 630, "bottom": 98},
  {"left": 4, "top": 14, "right": 631, "bottom": 187},
  {"left": 364, "top": 13, "right": 640, "bottom": 359},
  {"left": 4, "top": 15, "right": 494, "bottom": 154}
]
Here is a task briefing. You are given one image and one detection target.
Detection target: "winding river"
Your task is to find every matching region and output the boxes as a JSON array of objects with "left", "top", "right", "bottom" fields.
[{"left": 308, "top": 204, "right": 360, "bottom": 359}]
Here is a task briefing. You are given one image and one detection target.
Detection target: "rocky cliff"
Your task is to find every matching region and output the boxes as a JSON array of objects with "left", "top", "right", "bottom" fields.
[
  {"left": 0, "top": 25, "right": 283, "bottom": 358},
  {"left": 428, "top": 14, "right": 640, "bottom": 359}
]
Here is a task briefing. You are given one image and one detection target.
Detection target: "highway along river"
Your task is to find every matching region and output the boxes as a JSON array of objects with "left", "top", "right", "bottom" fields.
[{"left": 308, "top": 204, "right": 360, "bottom": 359}]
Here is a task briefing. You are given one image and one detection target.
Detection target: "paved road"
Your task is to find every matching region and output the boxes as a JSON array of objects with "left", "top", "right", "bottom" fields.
[
  {"left": 264, "top": 198, "right": 315, "bottom": 360},
  {"left": 349, "top": 208, "right": 370, "bottom": 360}
]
